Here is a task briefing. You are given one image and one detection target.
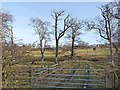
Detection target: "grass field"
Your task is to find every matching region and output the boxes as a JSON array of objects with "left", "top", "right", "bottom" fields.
[
  {"left": 2, "top": 47, "right": 118, "bottom": 88},
  {"left": 32, "top": 48, "right": 109, "bottom": 62}
]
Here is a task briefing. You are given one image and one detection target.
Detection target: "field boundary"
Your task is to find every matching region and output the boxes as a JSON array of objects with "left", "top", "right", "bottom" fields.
[{"left": 31, "top": 61, "right": 108, "bottom": 89}]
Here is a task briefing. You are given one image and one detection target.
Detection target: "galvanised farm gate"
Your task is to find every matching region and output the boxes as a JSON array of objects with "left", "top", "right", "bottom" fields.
[{"left": 31, "top": 61, "right": 118, "bottom": 89}]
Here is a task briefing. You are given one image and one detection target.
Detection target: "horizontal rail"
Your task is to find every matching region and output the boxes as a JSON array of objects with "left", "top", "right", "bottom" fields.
[
  {"left": 33, "top": 68, "right": 106, "bottom": 71},
  {"left": 32, "top": 71, "right": 49, "bottom": 76},
  {"left": 50, "top": 82, "right": 103, "bottom": 86},
  {"left": 47, "top": 74, "right": 98, "bottom": 77},
  {"left": 42, "top": 78, "right": 105, "bottom": 82},
  {"left": 35, "top": 85, "right": 104, "bottom": 88},
  {"left": 34, "top": 85, "right": 81, "bottom": 88},
  {"left": 37, "top": 82, "right": 104, "bottom": 86}
]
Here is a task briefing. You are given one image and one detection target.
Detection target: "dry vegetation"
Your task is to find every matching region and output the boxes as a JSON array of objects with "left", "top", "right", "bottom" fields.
[
  {"left": 2, "top": 2, "right": 119, "bottom": 88},
  {"left": 2, "top": 47, "right": 118, "bottom": 88}
]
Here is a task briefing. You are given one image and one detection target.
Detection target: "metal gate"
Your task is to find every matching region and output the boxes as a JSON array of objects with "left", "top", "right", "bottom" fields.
[{"left": 31, "top": 63, "right": 110, "bottom": 89}]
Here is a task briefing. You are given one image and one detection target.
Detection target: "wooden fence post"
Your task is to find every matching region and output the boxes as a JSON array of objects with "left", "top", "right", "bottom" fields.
[
  {"left": 31, "top": 66, "right": 34, "bottom": 88},
  {"left": 105, "top": 72, "right": 106, "bottom": 88},
  {"left": 113, "top": 72, "right": 116, "bottom": 90},
  {"left": 105, "top": 70, "right": 108, "bottom": 88}
]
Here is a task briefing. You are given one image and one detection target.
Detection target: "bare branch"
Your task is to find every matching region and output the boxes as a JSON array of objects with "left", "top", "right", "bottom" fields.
[{"left": 29, "top": 18, "right": 50, "bottom": 61}]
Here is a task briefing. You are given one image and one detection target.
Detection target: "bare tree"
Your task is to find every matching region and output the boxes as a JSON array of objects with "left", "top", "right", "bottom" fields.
[
  {"left": 2, "top": 12, "right": 15, "bottom": 67},
  {"left": 112, "top": 1, "right": 120, "bottom": 53},
  {"left": 2, "top": 12, "right": 34, "bottom": 87},
  {"left": 51, "top": 10, "right": 72, "bottom": 64},
  {"left": 86, "top": 4, "right": 118, "bottom": 66},
  {"left": 104, "top": 2, "right": 120, "bottom": 55},
  {"left": 2, "top": 12, "right": 13, "bottom": 44},
  {"left": 30, "top": 18, "right": 50, "bottom": 62},
  {"left": 114, "top": 2, "right": 120, "bottom": 88},
  {"left": 109, "top": 1, "right": 120, "bottom": 20},
  {"left": 103, "top": 2, "right": 120, "bottom": 88},
  {"left": 66, "top": 18, "right": 84, "bottom": 58},
  {"left": 1, "top": 12, "right": 17, "bottom": 87}
]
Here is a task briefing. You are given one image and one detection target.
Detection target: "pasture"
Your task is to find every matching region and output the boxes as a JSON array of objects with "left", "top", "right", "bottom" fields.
[{"left": 2, "top": 47, "right": 118, "bottom": 88}]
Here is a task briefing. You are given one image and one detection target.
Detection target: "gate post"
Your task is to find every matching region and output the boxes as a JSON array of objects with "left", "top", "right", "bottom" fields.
[
  {"left": 105, "top": 72, "right": 106, "bottom": 88},
  {"left": 83, "top": 64, "right": 90, "bottom": 89},
  {"left": 113, "top": 72, "right": 116, "bottom": 90},
  {"left": 48, "top": 65, "right": 49, "bottom": 73},
  {"left": 31, "top": 67, "right": 34, "bottom": 88}
]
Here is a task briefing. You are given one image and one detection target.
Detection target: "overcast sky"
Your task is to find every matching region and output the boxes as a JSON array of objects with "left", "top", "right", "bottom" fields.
[{"left": 2, "top": 2, "right": 108, "bottom": 46}]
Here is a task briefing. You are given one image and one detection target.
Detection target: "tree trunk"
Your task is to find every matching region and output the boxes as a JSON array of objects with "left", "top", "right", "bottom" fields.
[
  {"left": 108, "top": 15, "right": 114, "bottom": 66},
  {"left": 55, "top": 40, "right": 58, "bottom": 64},
  {"left": 41, "top": 51, "right": 44, "bottom": 62},
  {"left": 40, "top": 39, "right": 45, "bottom": 62},
  {"left": 112, "top": 42, "right": 118, "bottom": 55},
  {"left": 10, "top": 26, "right": 14, "bottom": 65},
  {"left": 117, "top": 1, "right": 120, "bottom": 89},
  {"left": 71, "top": 34, "right": 75, "bottom": 58},
  {"left": 109, "top": 39, "right": 114, "bottom": 65}
]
